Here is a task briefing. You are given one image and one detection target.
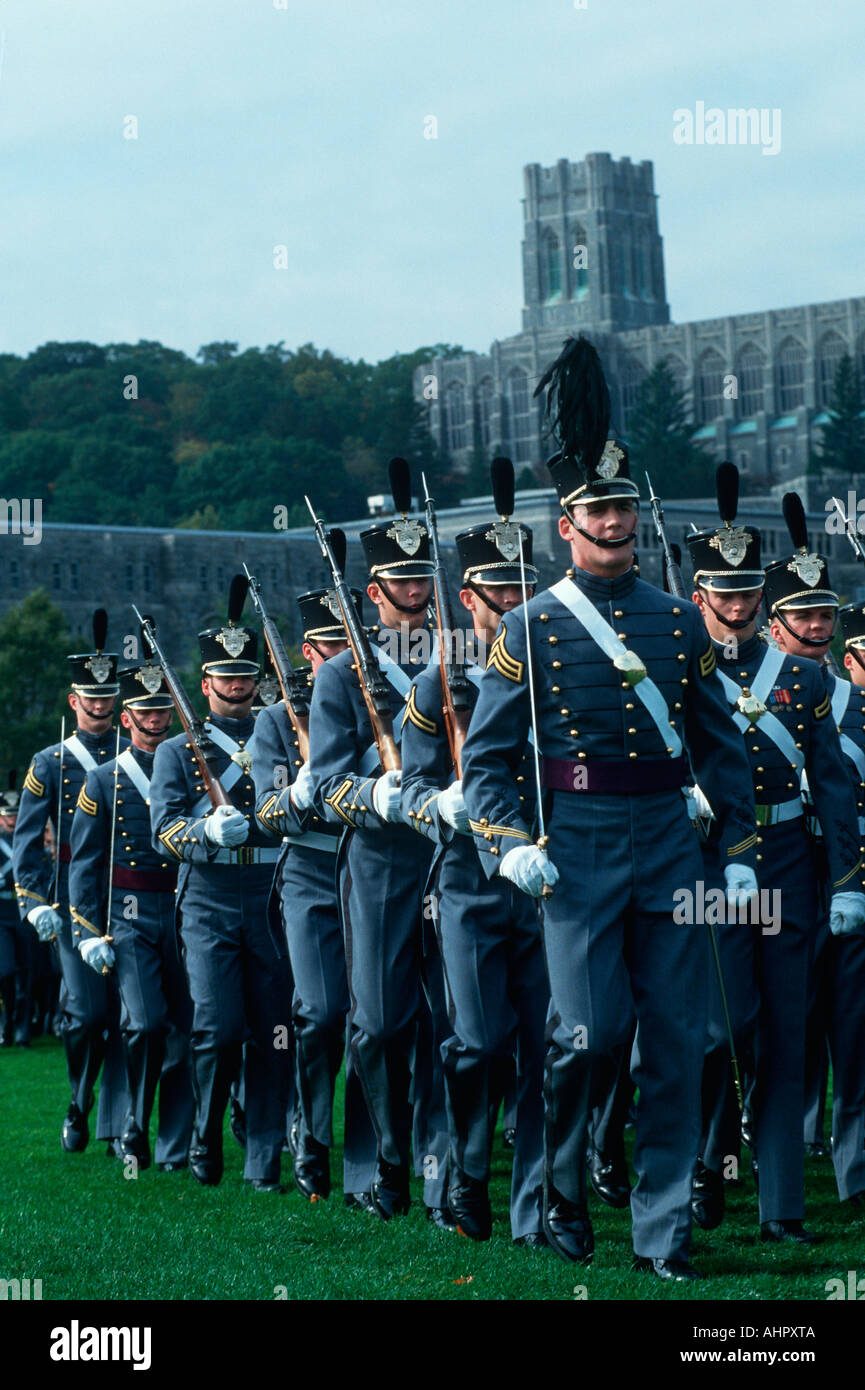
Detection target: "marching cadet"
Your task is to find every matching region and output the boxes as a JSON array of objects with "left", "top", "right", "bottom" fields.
[
  {"left": 1, "top": 773, "right": 37, "bottom": 1047},
  {"left": 400, "top": 461, "right": 549, "bottom": 1246},
  {"left": 149, "top": 590, "right": 292, "bottom": 1190},
  {"left": 460, "top": 337, "right": 759, "bottom": 1280},
  {"left": 763, "top": 503, "right": 865, "bottom": 1214},
  {"left": 12, "top": 612, "right": 130, "bottom": 1151},
  {"left": 68, "top": 661, "right": 194, "bottom": 1172},
  {"left": 307, "top": 470, "right": 451, "bottom": 1225},
  {"left": 686, "top": 474, "right": 865, "bottom": 1242},
  {"left": 251, "top": 585, "right": 377, "bottom": 1207}
]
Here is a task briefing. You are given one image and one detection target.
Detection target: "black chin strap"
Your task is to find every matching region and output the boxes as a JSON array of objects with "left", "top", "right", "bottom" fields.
[
  {"left": 124, "top": 707, "right": 171, "bottom": 735},
  {"left": 466, "top": 581, "right": 509, "bottom": 617},
  {"left": 702, "top": 592, "right": 764, "bottom": 632},
  {"left": 848, "top": 647, "right": 865, "bottom": 678},
  {"left": 774, "top": 609, "right": 836, "bottom": 649},
  {"left": 375, "top": 578, "right": 430, "bottom": 615},
  {"left": 565, "top": 507, "right": 637, "bottom": 550}
]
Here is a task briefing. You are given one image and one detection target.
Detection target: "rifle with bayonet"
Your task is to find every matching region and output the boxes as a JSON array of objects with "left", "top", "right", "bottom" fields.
[
  {"left": 646, "top": 473, "right": 687, "bottom": 600},
  {"left": 243, "top": 562, "right": 311, "bottom": 760},
  {"left": 304, "top": 498, "right": 401, "bottom": 773},
  {"left": 132, "top": 605, "right": 233, "bottom": 808},
  {"left": 421, "top": 471, "right": 472, "bottom": 776}
]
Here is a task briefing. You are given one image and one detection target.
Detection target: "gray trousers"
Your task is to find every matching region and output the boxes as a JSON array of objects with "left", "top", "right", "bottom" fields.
[
  {"left": 279, "top": 844, "right": 376, "bottom": 1193},
  {"left": 542, "top": 789, "right": 708, "bottom": 1261}
]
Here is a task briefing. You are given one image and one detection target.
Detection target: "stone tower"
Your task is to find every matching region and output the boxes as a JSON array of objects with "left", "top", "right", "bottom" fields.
[{"left": 521, "top": 153, "right": 670, "bottom": 335}]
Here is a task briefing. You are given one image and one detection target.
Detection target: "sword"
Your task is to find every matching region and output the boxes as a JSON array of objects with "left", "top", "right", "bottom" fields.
[
  {"left": 50, "top": 715, "right": 65, "bottom": 915},
  {"left": 101, "top": 726, "right": 121, "bottom": 974},
  {"left": 517, "top": 524, "right": 553, "bottom": 899}
]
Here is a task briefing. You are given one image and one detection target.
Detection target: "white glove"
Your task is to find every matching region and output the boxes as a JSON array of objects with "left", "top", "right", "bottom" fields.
[
  {"left": 829, "top": 891, "right": 865, "bottom": 937},
  {"left": 27, "top": 904, "right": 63, "bottom": 941},
  {"left": 204, "top": 804, "right": 249, "bottom": 847},
  {"left": 290, "top": 762, "right": 315, "bottom": 812},
  {"left": 372, "top": 770, "right": 403, "bottom": 824},
  {"left": 437, "top": 781, "right": 471, "bottom": 834},
  {"left": 724, "top": 863, "right": 759, "bottom": 911},
  {"left": 79, "top": 936, "right": 115, "bottom": 973},
  {"left": 498, "top": 844, "right": 559, "bottom": 899}
]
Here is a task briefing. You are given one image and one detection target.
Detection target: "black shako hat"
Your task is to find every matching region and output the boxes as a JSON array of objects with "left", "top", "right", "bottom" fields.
[
  {"left": 68, "top": 609, "right": 120, "bottom": 697},
  {"left": 360, "top": 457, "right": 434, "bottom": 580},
  {"left": 198, "top": 574, "right": 260, "bottom": 676},
  {"left": 839, "top": 602, "right": 865, "bottom": 650},
  {"left": 686, "top": 462, "right": 763, "bottom": 592},
  {"left": 763, "top": 493, "right": 838, "bottom": 614},
  {"left": 118, "top": 662, "right": 173, "bottom": 709},
  {"left": 456, "top": 456, "right": 537, "bottom": 586},
  {"left": 536, "top": 336, "right": 639, "bottom": 509},
  {"left": 298, "top": 587, "right": 364, "bottom": 643}
]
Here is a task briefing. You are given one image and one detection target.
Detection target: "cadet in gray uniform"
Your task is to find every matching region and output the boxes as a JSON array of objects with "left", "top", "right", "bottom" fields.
[
  {"left": 149, "top": 595, "right": 292, "bottom": 1189},
  {"left": 1, "top": 774, "right": 36, "bottom": 1047},
  {"left": 307, "top": 478, "right": 450, "bottom": 1224},
  {"left": 461, "top": 338, "right": 759, "bottom": 1280},
  {"left": 69, "top": 661, "right": 194, "bottom": 1172},
  {"left": 686, "top": 481, "right": 865, "bottom": 1242},
  {"left": 400, "top": 462, "right": 549, "bottom": 1245},
  {"left": 13, "top": 613, "right": 130, "bottom": 1151},
  {"left": 252, "top": 584, "right": 377, "bottom": 1206}
]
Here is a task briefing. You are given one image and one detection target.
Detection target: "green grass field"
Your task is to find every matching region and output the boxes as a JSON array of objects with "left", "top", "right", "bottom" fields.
[{"left": 1, "top": 1036, "right": 861, "bottom": 1301}]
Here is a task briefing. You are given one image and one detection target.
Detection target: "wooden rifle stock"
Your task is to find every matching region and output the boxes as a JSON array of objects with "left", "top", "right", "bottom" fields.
[
  {"left": 422, "top": 472, "right": 473, "bottom": 776},
  {"left": 243, "top": 567, "right": 311, "bottom": 760}
]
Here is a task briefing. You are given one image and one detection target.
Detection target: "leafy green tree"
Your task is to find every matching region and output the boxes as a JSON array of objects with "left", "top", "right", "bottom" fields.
[
  {"left": 815, "top": 354, "right": 865, "bottom": 475},
  {"left": 626, "top": 361, "right": 715, "bottom": 499},
  {"left": 0, "top": 591, "right": 75, "bottom": 774}
]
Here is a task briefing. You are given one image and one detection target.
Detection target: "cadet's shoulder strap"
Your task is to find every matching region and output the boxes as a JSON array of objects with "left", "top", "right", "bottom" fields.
[
  {"left": 191, "top": 723, "right": 245, "bottom": 814},
  {"left": 64, "top": 735, "right": 97, "bottom": 773},
  {"left": 117, "top": 748, "right": 152, "bottom": 803},
  {"left": 357, "top": 648, "right": 413, "bottom": 776},
  {"left": 715, "top": 647, "right": 804, "bottom": 774},
  {"left": 548, "top": 577, "right": 683, "bottom": 758}
]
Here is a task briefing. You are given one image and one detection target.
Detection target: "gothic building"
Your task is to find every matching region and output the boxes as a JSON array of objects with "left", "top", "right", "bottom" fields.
[{"left": 414, "top": 153, "right": 865, "bottom": 490}]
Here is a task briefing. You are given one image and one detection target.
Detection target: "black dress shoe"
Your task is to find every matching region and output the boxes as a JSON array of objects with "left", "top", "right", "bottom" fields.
[
  {"left": 760, "top": 1219, "right": 819, "bottom": 1245},
  {"left": 189, "top": 1137, "right": 223, "bottom": 1186},
  {"left": 588, "top": 1148, "right": 631, "bottom": 1209},
  {"left": 502, "top": 1128, "right": 516, "bottom": 1150},
  {"left": 448, "top": 1169, "right": 492, "bottom": 1241},
  {"left": 294, "top": 1134, "right": 331, "bottom": 1201},
  {"left": 427, "top": 1205, "right": 458, "bottom": 1232},
  {"left": 344, "top": 1191, "right": 375, "bottom": 1212},
  {"left": 157, "top": 1160, "right": 188, "bottom": 1173},
  {"left": 61, "top": 1104, "right": 89, "bottom": 1153},
  {"left": 370, "top": 1161, "right": 411, "bottom": 1220},
  {"left": 543, "top": 1185, "right": 594, "bottom": 1265},
  {"left": 514, "top": 1232, "right": 548, "bottom": 1250},
  {"left": 120, "top": 1123, "right": 152, "bottom": 1171},
  {"left": 247, "top": 1179, "right": 286, "bottom": 1193},
  {"left": 229, "top": 1100, "right": 247, "bottom": 1150},
  {"left": 632, "top": 1255, "right": 699, "bottom": 1282},
  {"left": 804, "top": 1141, "right": 829, "bottom": 1159},
  {"left": 691, "top": 1160, "right": 725, "bottom": 1231}
]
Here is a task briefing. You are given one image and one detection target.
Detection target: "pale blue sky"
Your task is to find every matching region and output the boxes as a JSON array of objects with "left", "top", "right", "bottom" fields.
[{"left": 1, "top": 0, "right": 862, "bottom": 363}]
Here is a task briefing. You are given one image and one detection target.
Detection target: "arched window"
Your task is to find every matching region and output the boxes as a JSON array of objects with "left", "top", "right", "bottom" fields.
[
  {"left": 619, "top": 355, "right": 647, "bottom": 429},
  {"left": 504, "top": 369, "right": 534, "bottom": 464},
  {"left": 570, "top": 223, "right": 588, "bottom": 298},
  {"left": 816, "top": 332, "right": 847, "bottom": 408},
  {"left": 776, "top": 338, "right": 806, "bottom": 411},
  {"left": 540, "top": 230, "right": 562, "bottom": 303},
  {"left": 475, "top": 378, "right": 494, "bottom": 449},
  {"left": 736, "top": 344, "right": 765, "bottom": 417},
  {"left": 445, "top": 381, "right": 469, "bottom": 453},
  {"left": 696, "top": 349, "right": 726, "bottom": 423}
]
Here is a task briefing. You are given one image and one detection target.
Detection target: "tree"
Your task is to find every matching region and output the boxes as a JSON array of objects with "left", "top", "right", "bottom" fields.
[
  {"left": 815, "top": 354, "right": 865, "bottom": 475},
  {"left": 626, "top": 362, "right": 715, "bottom": 498},
  {"left": 0, "top": 591, "right": 74, "bottom": 774}
]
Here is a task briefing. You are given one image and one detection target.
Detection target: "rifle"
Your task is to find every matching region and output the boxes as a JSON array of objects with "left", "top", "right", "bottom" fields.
[
  {"left": 304, "top": 497, "right": 401, "bottom": 773},
  {"left": 131, "top": 607, "right": 232, "bottom": 809},
  {"left": 243, "top": 563, "right": 311, "bottom": 760},
  {"left": 421, "top": 472, "right": 472, "bottom": 776},
  {"left": 831, "top": 496, "right": 865, "bottom": 566},
  {"left": 646, "top": 473, "right": 687, "bottom": 600}
]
